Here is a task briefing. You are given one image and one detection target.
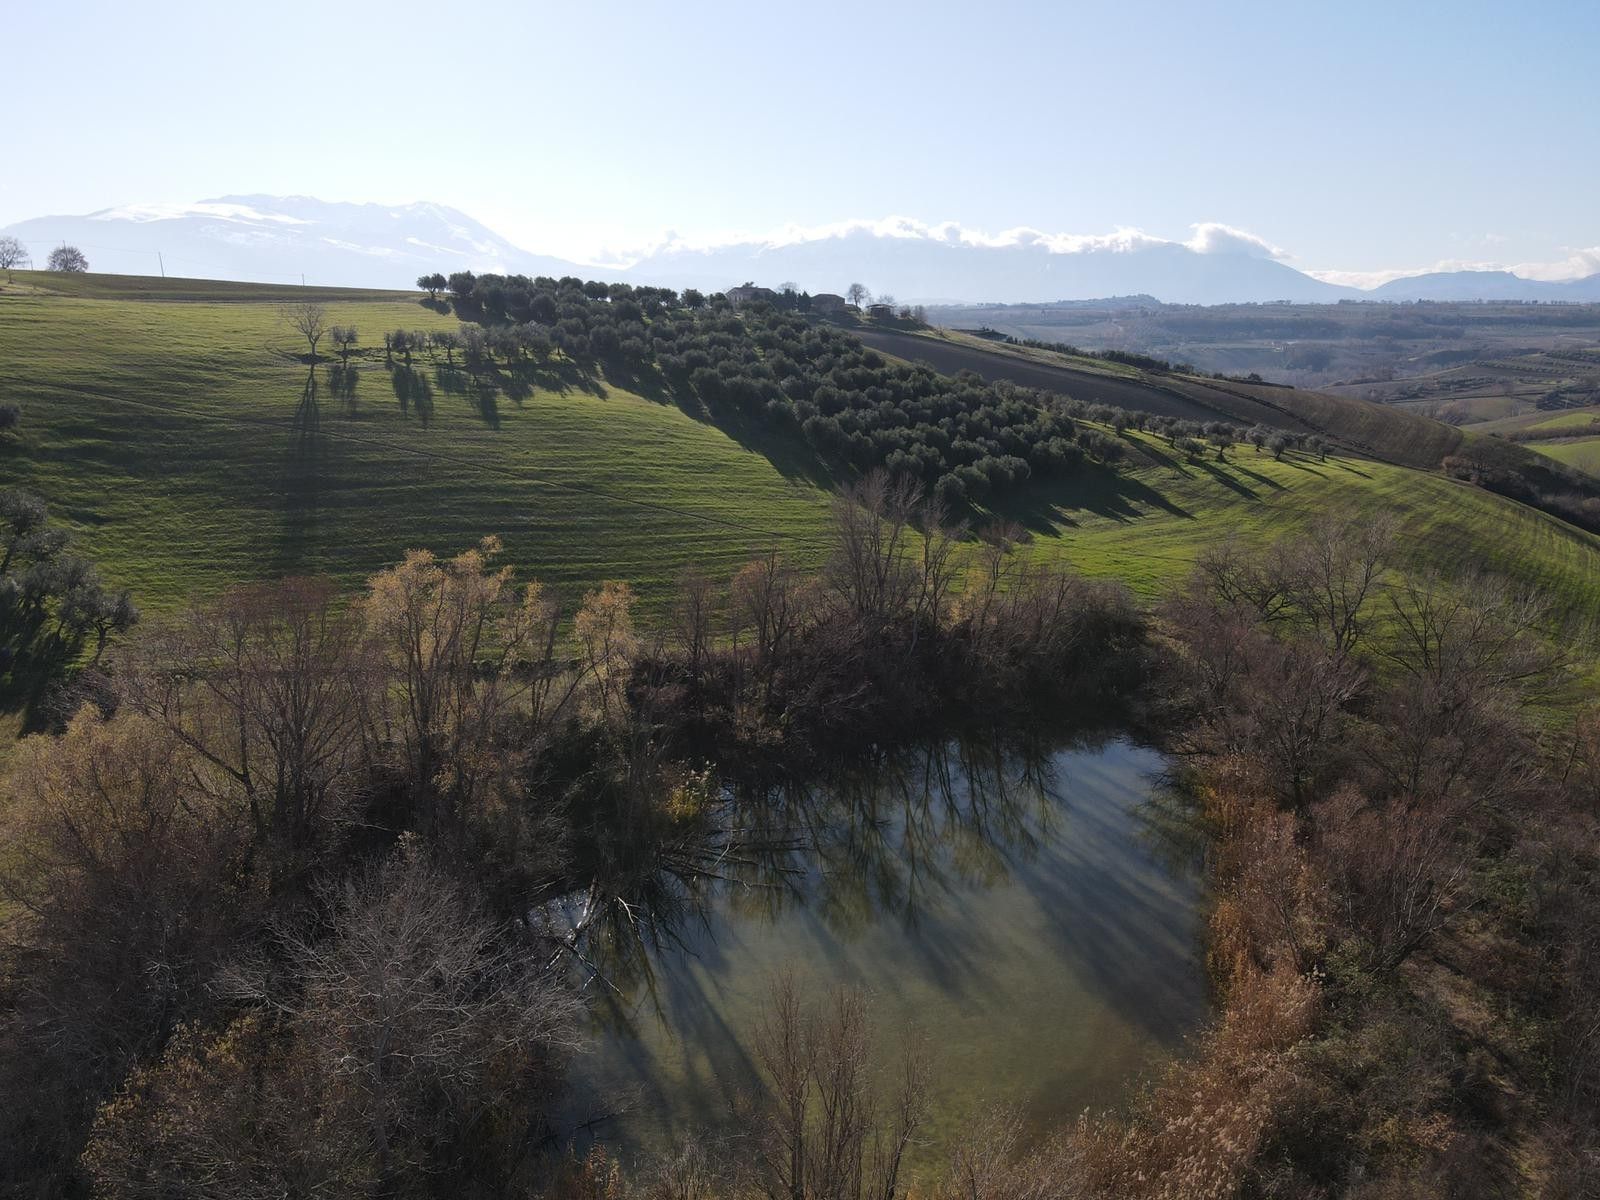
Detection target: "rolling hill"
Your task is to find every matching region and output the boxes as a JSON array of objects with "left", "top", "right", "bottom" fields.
[{"left": 4, "top": 269, "right": 1599, "bottom": 632}]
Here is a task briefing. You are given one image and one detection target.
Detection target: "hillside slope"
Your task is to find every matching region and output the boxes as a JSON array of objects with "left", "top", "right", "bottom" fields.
[
  {"left": 3, "top": 272, "right": 1598, "bottom": 623},
  {"left": 856, "top": 326, "right": 1465, "bottom": 469}
]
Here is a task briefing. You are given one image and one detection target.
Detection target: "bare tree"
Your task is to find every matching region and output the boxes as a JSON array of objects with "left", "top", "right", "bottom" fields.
[
  {"left": 744, "top": 976, "right": 928, "bottom": 1200},
  {"left": 87, "top": 852, "right": 581, "bottom": 1197},
  {"left": 46, "top": 245, "right": 88, "bottom": 273},
  {"left": 119, "top": 577, "right": 370, "bottom": 868},
  {"left": 846, "top": 283, "right": 870, "bottom": 308},
  {"left": 281, "top": 301, "right": 328, "bottom": 360},
  {"left": 0, "top": 235, "right": 29, "bottom": 275}
]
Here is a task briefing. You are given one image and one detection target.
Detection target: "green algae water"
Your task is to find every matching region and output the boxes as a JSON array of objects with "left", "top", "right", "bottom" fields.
[{"left": 566, "top": 736, "right": 1207, "bottom": 1174}]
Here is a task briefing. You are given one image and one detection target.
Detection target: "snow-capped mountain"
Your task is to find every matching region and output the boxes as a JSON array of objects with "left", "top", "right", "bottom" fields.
[
  {"left": 0, "top": 195, "right": 587, "bottom": 288},
  {"left": 622, "top": 226, "right": 1359, "bottom": 305},
  {"left": 4, "top": 196, "right": 1597, "bottom": 304}
]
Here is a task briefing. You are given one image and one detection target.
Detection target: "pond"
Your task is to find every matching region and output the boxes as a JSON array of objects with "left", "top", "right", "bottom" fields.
[{"left": 563, "top": 735, "right": 1209, "bottom": 1175}]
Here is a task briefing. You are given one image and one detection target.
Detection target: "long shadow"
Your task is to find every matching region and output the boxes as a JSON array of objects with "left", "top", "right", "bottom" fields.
[
  {"left": 1228, "top": 456, "right": 1288, "bottom": 491},
  {"left": 390, "top": 363, "right": 434, "bottom": 425},
  {"left": 273, "top": 367, "right": 326, "bottom": 576},
  {"left": 1188, "top": 457, "right": 1260, "bottom": 499},
  {"left": 989, "top": 464, "right": 1196, "bottom": 537},
  {"left": 327, "top": 362, "right": 360, "bottom": 416},
  {"left": 0, "top": 629, "right": 86, "bottom": 732}
]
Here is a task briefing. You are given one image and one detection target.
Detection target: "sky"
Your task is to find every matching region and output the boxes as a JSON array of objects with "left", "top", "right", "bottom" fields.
[{"left": 6, "top": 0, "right": 1599, "bottom": 284}]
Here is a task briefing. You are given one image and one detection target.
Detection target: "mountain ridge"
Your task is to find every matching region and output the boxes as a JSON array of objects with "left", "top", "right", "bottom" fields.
[{"left": 5, "top": 194, "right": 1595, "bottom": 305}]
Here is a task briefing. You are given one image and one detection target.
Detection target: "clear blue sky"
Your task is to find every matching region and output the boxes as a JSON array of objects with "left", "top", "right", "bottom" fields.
[{"left": 7, "top": 0, "right": 1597, "bottom": 280}]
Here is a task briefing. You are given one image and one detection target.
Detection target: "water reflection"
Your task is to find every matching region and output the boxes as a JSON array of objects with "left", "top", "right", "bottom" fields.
[{"left": 563, "top": 734, "right": 1209, "bottom": 1173}]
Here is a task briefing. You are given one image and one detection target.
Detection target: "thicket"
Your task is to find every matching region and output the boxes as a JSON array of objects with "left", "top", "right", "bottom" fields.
[
  {"left": 553, "top": 515, "right": 1600, "bottom": 1200},
  {"left": 0, "top": 475, "right": 1145, "bottom": 1197}
]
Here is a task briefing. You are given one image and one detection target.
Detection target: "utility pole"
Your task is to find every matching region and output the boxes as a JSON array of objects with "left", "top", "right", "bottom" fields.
[{"left": 158, "top": 252, "right": 165, "bottom": 278}]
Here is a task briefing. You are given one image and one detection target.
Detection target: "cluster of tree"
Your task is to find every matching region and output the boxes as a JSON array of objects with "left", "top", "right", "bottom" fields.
[
  {"left": 1, "top": 488, "right": 138, "bottom": 681},
  {"left": 1109, "top": 516, "right": 1600, "bottom": 1196},
  {"left": 0, "top": 477, "right": 1145, "bottom": 1197},
  {"left": 1004, "top": 334, "right": 1199, "bottom": 375},
  {"left": 429, "top": 272, "right": 1144, "bottom": 505},
  {"left": 0, "top": 240, "right": 89, "bottom": 273}
]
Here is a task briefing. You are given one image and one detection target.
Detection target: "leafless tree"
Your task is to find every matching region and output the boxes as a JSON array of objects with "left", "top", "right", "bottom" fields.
[
  {"left": 847, "top": 283, "right": 870, "bottom": 308},
  {"left": 87, "top": 851, "right": 582, "bottom": 1197},
  {"left": 0, "top": 235, "right": 29, "bottom": 274},
  {"left": 744, "top": 975, "right": 928, "bottom": 1200},
  {"left": 281, "top": 301, "right": 328, "bottom": 360},
  {"left": 119, "top": 577, "right": 371, "bottom": 870}
]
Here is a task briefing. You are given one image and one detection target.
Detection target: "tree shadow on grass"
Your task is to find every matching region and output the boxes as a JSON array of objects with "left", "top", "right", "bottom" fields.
[
  {"left": 0, "top": 634, "right": 83, "bottom": 732},
  {"left": 987, "top": 465, "right": 1196, "bottom": 538},
  {"left": 391, "top": 364, "right": 435, "bottom": 426},
  {"left": 1327, "top": 458, "right": 1374, "bottom": 479},
  {"left": 273, "top": 367, "right": 326, "bottom": 577},
  {"left": 327, "top": 363, "right": 360, "bottom": 416},
  {"left": 1226, "top": 459, "right": 1288, "bottom": 491},
  {"left": 1188, "top": 458, "right": 1260, "bottom": 499}
]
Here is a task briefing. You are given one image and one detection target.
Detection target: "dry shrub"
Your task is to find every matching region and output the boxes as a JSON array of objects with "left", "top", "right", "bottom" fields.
[
  {"left": 1185, "top": 758, "right": 1326, "bottom": 984},
  {"left": 0, "top": 709, "right": 246, "bottom": 1195},
  {"left": 1070, "top": 964, "right": 1319, "bottom": 1200},
  {"left": 83, "top": 851, "right": 581, "bottom": 1198},
  {"left": 1312, "top": 787, "right": 1470, "bottom": 971}
]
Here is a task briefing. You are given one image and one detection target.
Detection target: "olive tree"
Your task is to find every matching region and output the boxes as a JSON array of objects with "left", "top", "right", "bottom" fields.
[{"left": 329, "top": 325, "right": 359, "bottom": 361}]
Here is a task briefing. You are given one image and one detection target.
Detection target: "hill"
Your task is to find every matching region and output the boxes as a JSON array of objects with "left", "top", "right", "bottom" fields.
[
  {"left": 854, "top": 326, "right": 1466, "bottom": 470},
  {"left": 0, "top": 269, "right": 1595, "bottom": 624}
]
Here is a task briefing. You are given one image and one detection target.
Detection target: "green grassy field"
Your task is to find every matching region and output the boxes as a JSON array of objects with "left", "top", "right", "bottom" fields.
[
  {"left": 5, "top": 272, "right": 1600, "bottom": 627},
  {"left": 1531, "top": 436, "right": 1600, "bottom": 478},
  {"left": 1473, "top": 405, "right": 1600, "bottom": 436}
]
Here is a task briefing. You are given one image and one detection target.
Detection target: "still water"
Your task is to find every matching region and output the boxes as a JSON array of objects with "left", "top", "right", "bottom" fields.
[{"left": 566, "top": 736, "right": 1208, "bottom": 1173}]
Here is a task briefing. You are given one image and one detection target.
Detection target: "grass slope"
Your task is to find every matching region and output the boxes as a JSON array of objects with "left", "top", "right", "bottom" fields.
[
  {"left": 1531, "top": 437, "right": 1600, "bottom": 478},
  {"left": 4, "top": 273, "right": 1600, "bottom": 625},
  {"left": 0, "top": 282, "right": 834, "bottom": 610}
]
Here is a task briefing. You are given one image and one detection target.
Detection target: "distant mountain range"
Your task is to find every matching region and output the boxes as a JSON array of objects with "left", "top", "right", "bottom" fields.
[
  {"left": 5, "top": 195, "right": 1598, "bottom": 306},
  {"left": 0, "top": 196, "right": 579, "bottom": 290}
]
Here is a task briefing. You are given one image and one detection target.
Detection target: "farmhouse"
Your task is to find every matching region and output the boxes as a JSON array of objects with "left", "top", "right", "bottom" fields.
[
  {"left": 726, "top": 284, "right": 777, "bottom": 308},
  {"left": 810, "top": 292, "right": 849, "bottom": 316},
  {"left": 867, "top": 303, "right": 895, "bottom": 320}
]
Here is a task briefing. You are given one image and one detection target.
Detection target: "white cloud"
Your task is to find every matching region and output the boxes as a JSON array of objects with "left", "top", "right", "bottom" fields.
[
  {"left": 1508, "top": 247, "right": 1600, "bottom": 282},
  {"left": 1184, "top": 222, "right": 1285, "bottom": 259},
  {"left": 1305, "top": 246, "right": 1600, "bottom": 289},
  {"left": 599, "top": 217, "right": 1262, "bottom": 266}
]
